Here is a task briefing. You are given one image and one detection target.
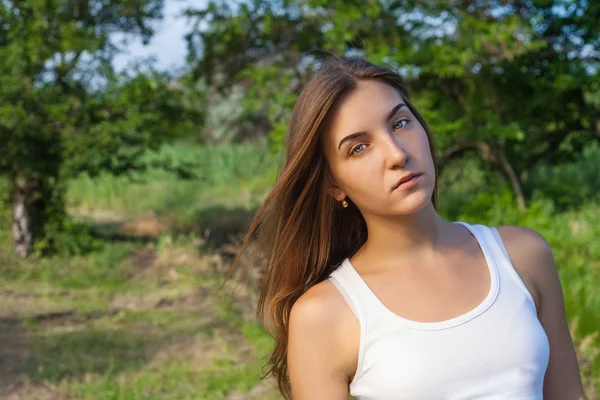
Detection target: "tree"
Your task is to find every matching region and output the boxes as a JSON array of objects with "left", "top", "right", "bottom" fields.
[
  {"left": 184, "top": 0, "right": 600, "bottom": 210},
  {"left": 0, "top": 0, "right": 205, "bottom": 257}
]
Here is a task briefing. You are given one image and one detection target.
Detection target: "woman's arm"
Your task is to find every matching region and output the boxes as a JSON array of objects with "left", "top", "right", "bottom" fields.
[
  {"left": 288, "top": 282, "right": 354, "bottom": 400},
  {"left": 497, "top": 226, "right": 586, "bottom": 400}
]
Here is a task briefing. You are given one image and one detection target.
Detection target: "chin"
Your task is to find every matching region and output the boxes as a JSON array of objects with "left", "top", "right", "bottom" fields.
[{"left": 393, "top": 190, "right": 432, "bottom": 215}]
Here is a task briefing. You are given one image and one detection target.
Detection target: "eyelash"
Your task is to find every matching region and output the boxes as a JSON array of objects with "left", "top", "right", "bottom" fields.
[{"left": 349, "top": 118, "right": 410, "bottom": 156}]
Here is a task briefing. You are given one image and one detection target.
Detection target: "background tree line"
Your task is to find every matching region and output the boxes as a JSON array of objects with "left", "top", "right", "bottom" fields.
[{"left": 1, "top": 0, "right": 599, "bottom": 256}]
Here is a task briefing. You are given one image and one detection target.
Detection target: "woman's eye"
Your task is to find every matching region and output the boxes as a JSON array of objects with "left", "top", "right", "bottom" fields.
[
  {"left": 393, "top": 119, "right": 408, "bottom": 130},
  {"left": 351, "top": 144, "right": 367, "bottom": 155}
]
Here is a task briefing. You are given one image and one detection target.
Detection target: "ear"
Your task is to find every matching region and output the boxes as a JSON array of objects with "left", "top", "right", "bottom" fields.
[
  {"left": 327, "top": 185, "right": 346, "bottom": 202},
  {"left": 325, "top": 169, "right": 346, "bottom": 201}
]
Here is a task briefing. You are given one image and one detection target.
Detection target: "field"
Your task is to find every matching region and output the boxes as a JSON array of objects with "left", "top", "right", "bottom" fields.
[{"left": 0, "top": 142, "right": 598, "bottom": 399}]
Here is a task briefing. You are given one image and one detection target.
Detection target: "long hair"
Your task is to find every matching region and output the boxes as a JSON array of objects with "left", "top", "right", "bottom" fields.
[{"left": 222, "top": 56, "right": 438, "bottom": 399}]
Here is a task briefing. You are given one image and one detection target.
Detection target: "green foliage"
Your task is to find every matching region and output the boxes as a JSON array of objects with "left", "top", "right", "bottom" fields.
[
  {"left": 67, "top": 142, "right": 278, "bottom": 224},
  {"left": 185, "top": 0, "right": 600, "bottom": 207},
  {"left": 0, "top": 0, "right": 206, "bottom": 256},
  {"left": 63, "top": 73, "right": 205, "bottom": 178},
  {"left": 526, "top": 143, "right": 600, "bottom": 209}
]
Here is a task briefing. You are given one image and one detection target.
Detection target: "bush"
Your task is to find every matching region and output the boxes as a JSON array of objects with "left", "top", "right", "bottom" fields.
[{"left": 526, "top": 143, "right": 600, "bottom": 210}]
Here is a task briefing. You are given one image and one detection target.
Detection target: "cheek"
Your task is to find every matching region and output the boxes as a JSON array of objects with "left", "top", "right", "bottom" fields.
[
  {"left": 342, "top": 159, "right": 386, "bottom": 200},
  {"left": 413, "top": 132, "right": 434, "bottom": 166}
]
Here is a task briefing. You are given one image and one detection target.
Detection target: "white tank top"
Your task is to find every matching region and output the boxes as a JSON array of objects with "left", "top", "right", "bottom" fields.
[{"left": 328, "top": 222, "right": 550, "bottom": 399}]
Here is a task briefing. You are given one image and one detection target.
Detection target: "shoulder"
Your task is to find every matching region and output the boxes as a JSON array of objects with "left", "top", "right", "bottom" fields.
[
  {"left": 289, "top": 278, "right": 354, "bottom": 337},
  {"left": 288, "top": 278, "right": 359, "bottom": 390},
  {"left": 494, "top": 225, "right": 557, "bottom": 312},
  {"left": 494, "top": 225, "right": 553, "bottom": 261}
]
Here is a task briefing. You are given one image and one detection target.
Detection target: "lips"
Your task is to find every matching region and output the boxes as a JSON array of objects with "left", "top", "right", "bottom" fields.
[{"left": 392, "top": 173, "right": 422, "bottom": 191}]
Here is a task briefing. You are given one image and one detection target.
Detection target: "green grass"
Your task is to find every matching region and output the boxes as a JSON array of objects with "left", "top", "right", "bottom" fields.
[
  {"left": 67, "top": 361, "right": 204, "bottom": 400},
  {"left": 1, "top": 221, "right": 278, "bottom": 399},
  {"left": 31, "top": 303, "right": 277, "bottom": 400},
  {"left": 64, "top": 353, "right": 275, "bottom": 400},
  {"left": 29, "top": 328, "right": 157, "bottom": 381},
  {"left": 0, "top": 230, "right": 134, "bottom": 291},
  {"left": 67, "top": 142, "right": 279, "bottom": 226}
]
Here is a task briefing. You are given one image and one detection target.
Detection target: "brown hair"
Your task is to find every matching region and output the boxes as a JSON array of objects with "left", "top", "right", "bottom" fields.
[{"left": 222, "top": 56, "right": 438, "bottom": 399}]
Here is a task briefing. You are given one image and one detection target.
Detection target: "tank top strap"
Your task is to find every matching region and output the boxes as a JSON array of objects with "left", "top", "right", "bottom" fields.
[
  {"left": 454, "top": 221, "right": 502, "bottom": 299},
  {"left": 328, "top": 259, "right": 388, "bottom": 322},
  {"left": 487, "top": 225, "right": 539, "bottom": 312},
  {"left": 456, "top": 221, "right": 537, "bottom": 311},
  {"left": 328, "top": 262, "right": 364, "bottom": 321},
  {"left": 453, "top": 221, "right": 499, "bottom": 262},
  {"left": 490, "top": 226, "right": 511, "bottom": 260}
]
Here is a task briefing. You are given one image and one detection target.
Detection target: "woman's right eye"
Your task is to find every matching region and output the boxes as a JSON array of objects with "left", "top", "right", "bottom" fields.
[{"left": 351, "top": 144, "right": 367, "bottom": 155}]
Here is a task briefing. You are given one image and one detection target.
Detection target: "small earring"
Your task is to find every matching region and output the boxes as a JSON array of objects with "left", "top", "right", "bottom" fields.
[{"left": 341, "top": 199, "right": 349, "bottom": 208}]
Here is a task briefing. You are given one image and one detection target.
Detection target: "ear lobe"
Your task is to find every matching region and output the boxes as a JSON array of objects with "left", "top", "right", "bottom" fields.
[{"left": 327, "top": 187, "right": 346, "bottom": 202}]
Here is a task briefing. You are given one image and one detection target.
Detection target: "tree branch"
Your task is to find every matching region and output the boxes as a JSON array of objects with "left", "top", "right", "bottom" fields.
[{"left": 56, "top": 50, "right": 83, "bottom": 86}]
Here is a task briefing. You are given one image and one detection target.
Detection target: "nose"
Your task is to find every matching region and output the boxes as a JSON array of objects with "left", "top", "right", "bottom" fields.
[{"left": 382, "top": 134, "right": 409, "bottom": 169}]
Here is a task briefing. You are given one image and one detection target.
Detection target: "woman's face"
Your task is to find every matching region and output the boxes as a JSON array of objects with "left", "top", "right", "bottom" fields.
[{"left": 323, "top": 79, "right": 436, "bottom": 217}]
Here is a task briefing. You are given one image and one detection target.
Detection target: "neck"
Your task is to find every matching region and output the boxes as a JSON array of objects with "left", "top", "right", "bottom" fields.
[{"left": 356, "top": 201, "right": 452, "bottom": 268}]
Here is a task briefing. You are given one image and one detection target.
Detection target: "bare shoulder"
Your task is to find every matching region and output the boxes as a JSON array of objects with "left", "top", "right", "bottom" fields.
[
  {"left": 287, "top": 278, "right": 359, "bottom": 398},
  {"left": 495, "top": 225, "right": 553, "bottom": 259},
  {"left": 495, "top": 225, "right": 556, "bottom": 311},
  {"left": 290, "top": 279, "right": 347, "bottom": 322},
  {"left": 289, "top": 278, "right": 358, "bottom": 353}
]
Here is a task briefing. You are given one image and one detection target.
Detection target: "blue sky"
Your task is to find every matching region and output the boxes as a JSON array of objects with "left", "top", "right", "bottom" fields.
[{"left": 112, "top": 0, "right": 207, "bottom": 73}]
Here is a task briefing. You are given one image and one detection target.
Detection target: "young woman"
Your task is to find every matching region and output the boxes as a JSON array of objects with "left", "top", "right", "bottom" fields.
[{"left": 229, "top": 57, "right": 585, "bottom": 399}]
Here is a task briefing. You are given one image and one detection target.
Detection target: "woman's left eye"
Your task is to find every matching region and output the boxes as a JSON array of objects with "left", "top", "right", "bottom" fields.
[{"left": 393, "top": 119, "right": 409, "bottom": 130}]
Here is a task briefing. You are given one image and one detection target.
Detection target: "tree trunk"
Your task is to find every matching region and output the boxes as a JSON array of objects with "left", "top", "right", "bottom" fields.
[
  {"left": 11, "top": 176, "right": 37, "bottom": 258},
  {"left": 437, "top": 142, "right": 476, "bottom": 175},
  {"left": 498, "top": 151, "right": 526, "bottom": 211},
  {"left": 478, "top": 142, "right": 526, "bottom": 212}
]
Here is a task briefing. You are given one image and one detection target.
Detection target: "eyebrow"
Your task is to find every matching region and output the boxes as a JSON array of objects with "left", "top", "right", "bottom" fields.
[{"left": 337, "top": 103, "right": 407, "bottom": 150}]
